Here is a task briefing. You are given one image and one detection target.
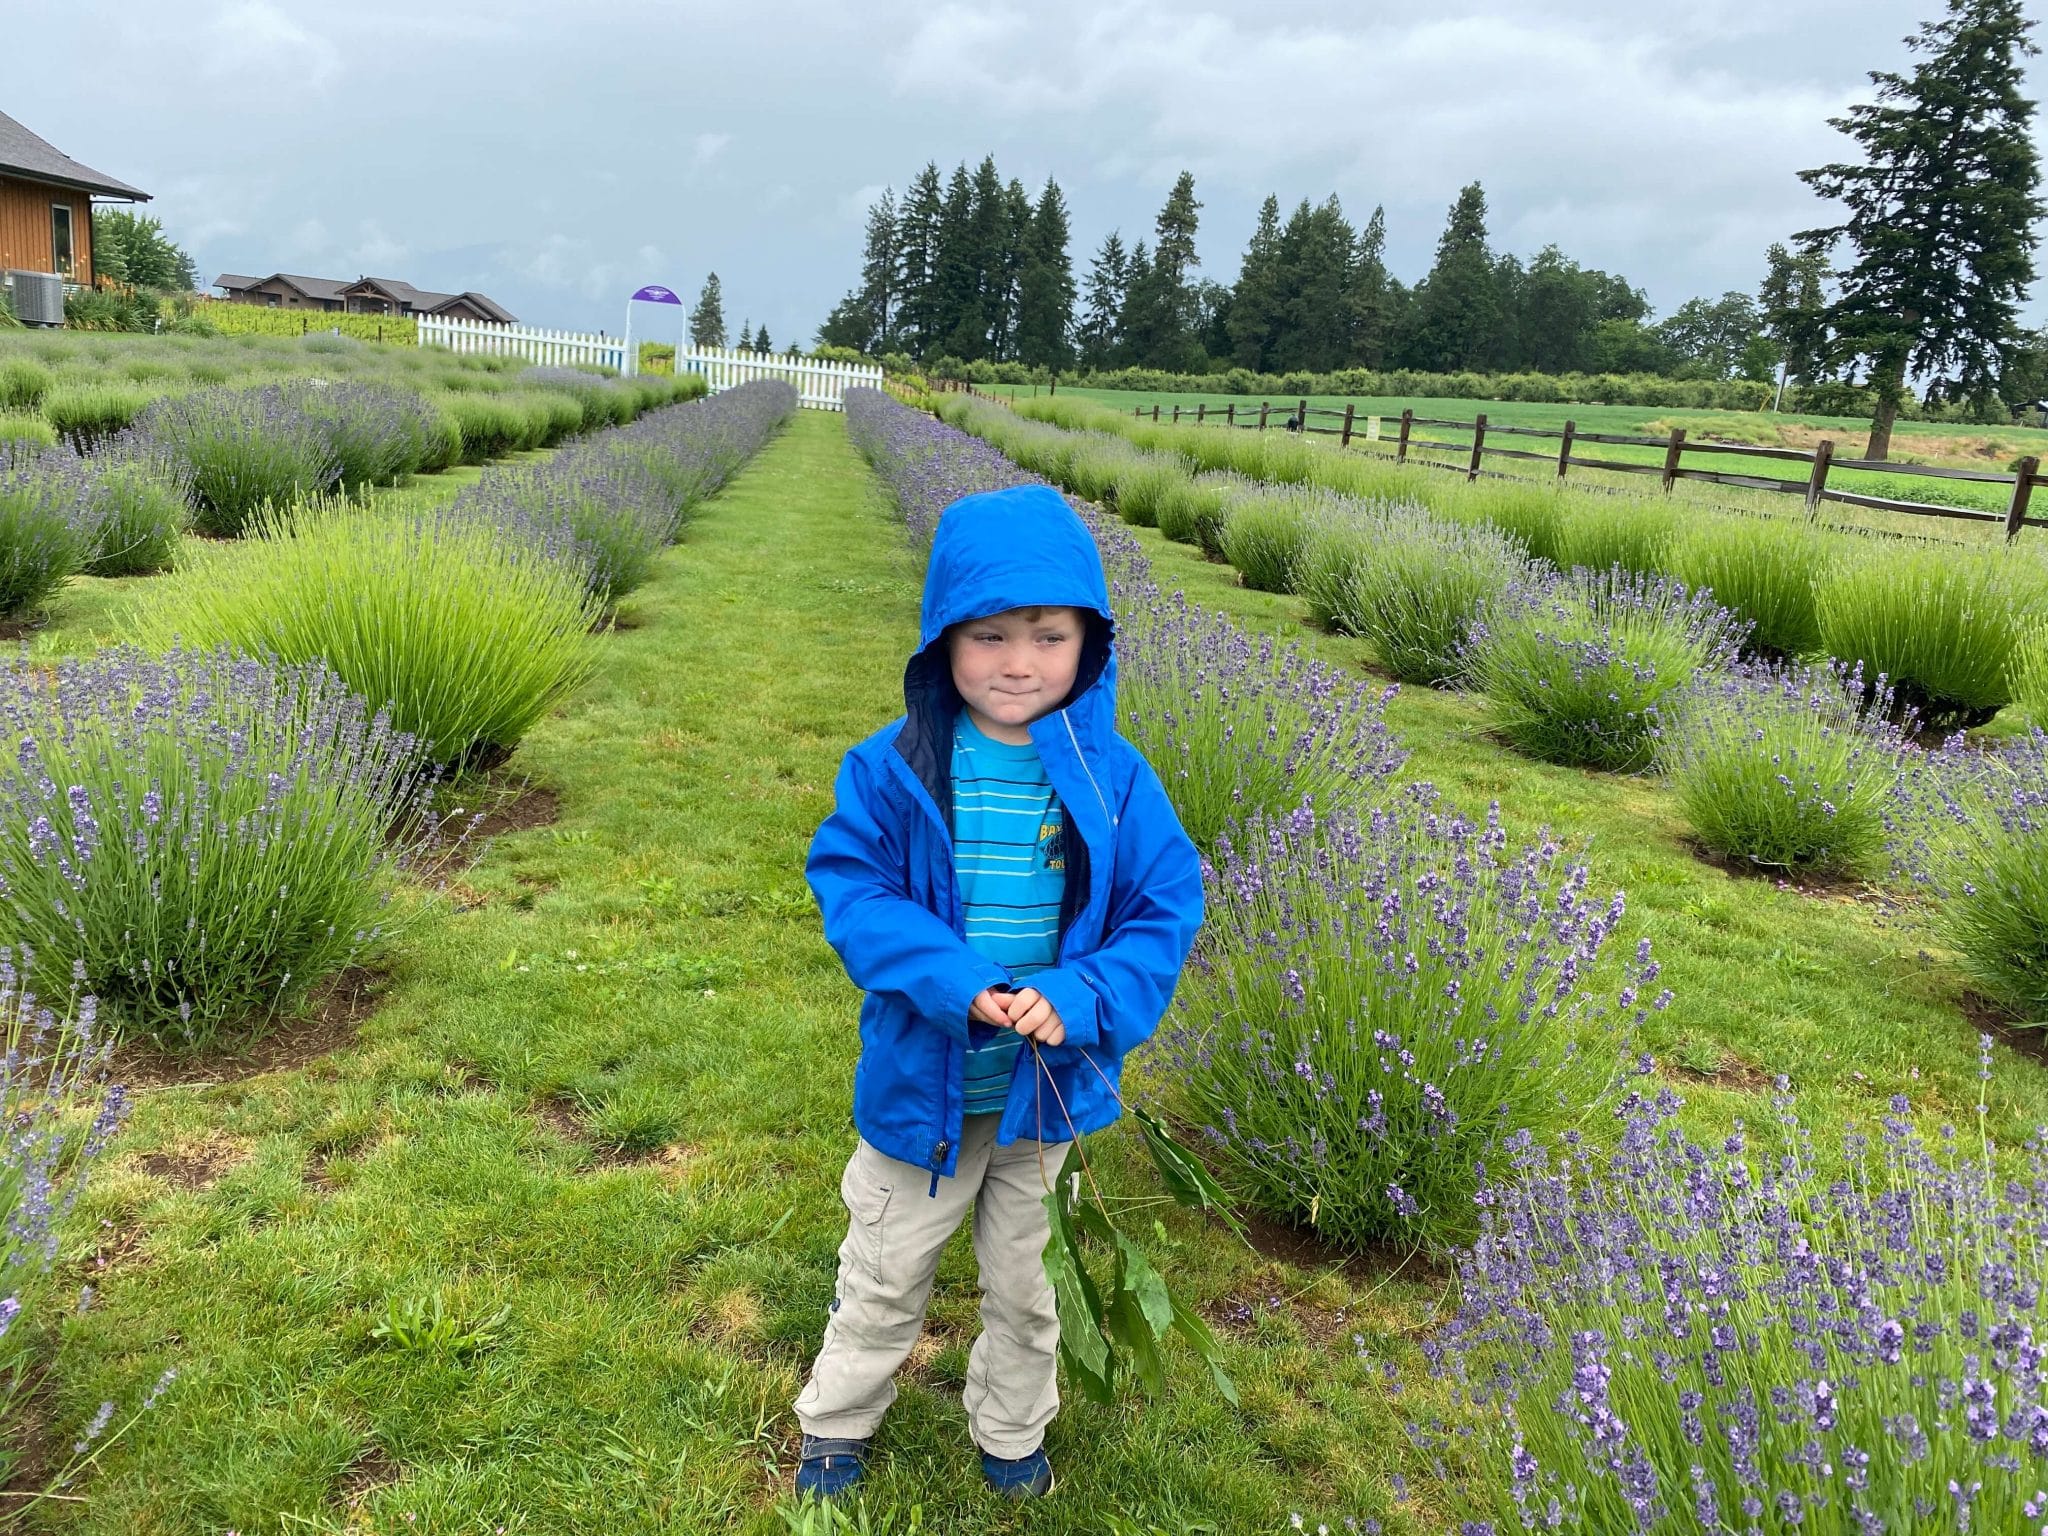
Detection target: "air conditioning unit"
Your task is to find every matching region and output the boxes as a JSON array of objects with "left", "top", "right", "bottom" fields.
[{"left": 5, "top": 270, "right": 65, "bottom": 326}]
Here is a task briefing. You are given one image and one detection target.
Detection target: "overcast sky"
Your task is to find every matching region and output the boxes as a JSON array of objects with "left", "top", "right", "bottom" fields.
[{"left": 16, "top": 1, "right": 2048, "bottom": 341}]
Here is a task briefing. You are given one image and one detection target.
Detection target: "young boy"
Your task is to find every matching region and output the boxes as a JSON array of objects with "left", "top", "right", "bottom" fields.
[{"left": 794, "top": 482, "right": 1204, "bottom": 1502}]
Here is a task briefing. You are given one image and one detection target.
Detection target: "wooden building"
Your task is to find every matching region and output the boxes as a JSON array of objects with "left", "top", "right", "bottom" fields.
[
  {"left": 0, "top": 108, "right": 150, "bottom": 280},
  {"left": 213, "top": 271, "right": 516, "bottom": 324}
]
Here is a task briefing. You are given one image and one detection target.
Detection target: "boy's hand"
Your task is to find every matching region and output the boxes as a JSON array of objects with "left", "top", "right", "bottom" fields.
[
  {"left": 1004, "top": 987, "right": 1066, "bottom": 1047},
  {"left": 969, "top": 988, "right": 1012, "bottom": 1029}
]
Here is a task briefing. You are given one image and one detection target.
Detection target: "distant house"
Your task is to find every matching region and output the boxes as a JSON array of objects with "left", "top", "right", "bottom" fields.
[
  {"left": 212, "top": 271, "right": 516, "bottom": 324},
  {"left": 0, "top": 108, "right": 150, "bottom": 281}
]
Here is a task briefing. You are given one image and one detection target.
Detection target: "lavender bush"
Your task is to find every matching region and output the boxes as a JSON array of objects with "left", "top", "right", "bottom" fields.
[
  {"left": 1157, "top": 471, "right": 1249, "bottom": 558},
  {"left": 297, "top": 380, "right": 438, "bottom": 494},
  {"left": 1160, "top": 793, "right": 1658, "bottom": 1249},
  {"left": 1217, "top": 484, "right": 1322, "bottom": 594},
  {"left": 1462, "top": 568, "right": 1745, "bottom": 772},
  {"left": 1412, "top": 1068, "right": 2048, "bottom": 1534},
  {"left": 1296, "top": 501, "right": 1532, "bottom": 685},
  {"left": 1893, "top": 729, "right": 2048, "bottom": 1021},
  {"left": 1667, "top": 514, "right": 1831, "bottom": 660},
  {"left": 0, "top": 441, "right": 97, "bottom": 618},
  {"left": 1117, "top": 593, "right": 1407, "bottom": 848},
  {"left": 136, "top": 384, "right": 341, "bottom": 536},
  {"left": 1659, "top": 659, "right": 1915, "bottom": 874},
  {"left": 138, "top": 499, "right": 600, "bottom": 769},
  {"left": 0, "top": 649, "right": 442, "bottom": 1044},
  {"left": 79, "top": 434, "right": 192, "bottom": 578},
  {"left": 462, "top": 454, "right": 676, "bottom": 604}
]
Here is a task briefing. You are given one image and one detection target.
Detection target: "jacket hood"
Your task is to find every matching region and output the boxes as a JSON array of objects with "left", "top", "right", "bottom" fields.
[
  {"left": 918, "top": 484, "right": 1114, "bottom": 648},
  {"left": 907, "top": 484, "right": 1117, "bottom": 717}
]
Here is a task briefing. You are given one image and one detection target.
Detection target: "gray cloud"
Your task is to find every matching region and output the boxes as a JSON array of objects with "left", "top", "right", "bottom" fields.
[{"left": 17, "top": 0, "right": 2045, "bottom": 341}]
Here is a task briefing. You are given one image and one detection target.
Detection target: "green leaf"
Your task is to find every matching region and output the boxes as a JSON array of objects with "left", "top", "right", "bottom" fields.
[
  {"left": 1041, "top": 1149, "right": 1115, "bottom": 1404},
  {"left": 1114, "top": 1230, "right": 1176, "bottom": 1341},
  {"left": 1169, "top": 1291, "right": 1240, "bottom": 1407},
  {"left": 1104, "top": 1281, "right": 1169, "bottom": 1398},
  {"left": 1133, "top": 1105, "right": 1249, "bottom": 1244}
]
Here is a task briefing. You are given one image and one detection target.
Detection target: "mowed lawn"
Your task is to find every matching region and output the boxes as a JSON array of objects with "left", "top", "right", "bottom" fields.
[{"left": 34, "top": 411, "right": 1431, "bottom": 1535}]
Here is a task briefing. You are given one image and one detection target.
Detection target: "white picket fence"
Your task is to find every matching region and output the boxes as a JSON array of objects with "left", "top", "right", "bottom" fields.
[
  {"left": 674, "top": 346, "right": 882, "bottom": 411},
  {"left": 418, "top": 313, "right": 632, "bottom": 372}
]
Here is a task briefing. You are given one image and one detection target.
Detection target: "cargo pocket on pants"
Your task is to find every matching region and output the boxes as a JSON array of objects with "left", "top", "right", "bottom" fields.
[{"left": 841, "top": 1141, "right": 895, "bottom": 1285}]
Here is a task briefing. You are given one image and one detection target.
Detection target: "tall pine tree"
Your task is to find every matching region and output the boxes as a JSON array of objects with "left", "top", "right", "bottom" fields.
[
  {"left": 859, "top": 187, "right": 899, "bottom": 349},
  {"left": 1798, "top": 0, "right": 2042, "bottom": 457},
  {"left": 1015, "top": 176, "right": 1077, "bottom": 370},
  {"left": 928, "top": 163, "right": 979, "bottom": 361},
  {"left": 1272, "top": 195, "right": 1356, "bottom": 373},
  {"left": 1759, "top": 242, "right": 1834, "bottom": 386},
  {"left": 1122, "top": 172, "right": 1203, "bottom": 369},
  {"left": 1226, "top": 195, "right": 1284, "bottom": 372},
  {"left": 689, "top": 272, "right": 727, "bottom": 349},
  {"left": 1347, "top": 206, "right": 1392, "bottom": 368},
  {"left": 1078, "top": 230, "right": 1129, "bottom": 370},
  {"left": 1410, "top": 182, "right": 1503, "bottom": 372},
  {"left": 894, "top": 164, "right": 945, "bottom": 357}
]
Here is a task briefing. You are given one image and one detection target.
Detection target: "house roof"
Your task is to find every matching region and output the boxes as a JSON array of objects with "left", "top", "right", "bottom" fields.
[
  {"left": 0, "top": 110, "right": 150, "bottom": 200},
  {"left": 217, "top": 269, "right": 515, "bottom": 322}
]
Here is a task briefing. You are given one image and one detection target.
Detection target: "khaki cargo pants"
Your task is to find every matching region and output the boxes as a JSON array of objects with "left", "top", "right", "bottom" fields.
[{"left": 793, "top": 1112, "right": 1061, "bottom": 1459}]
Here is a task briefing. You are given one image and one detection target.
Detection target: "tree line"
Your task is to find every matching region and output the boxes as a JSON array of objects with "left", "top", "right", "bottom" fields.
[{"left": 814, "top": 0, "right": 2041, "bottom": 457}]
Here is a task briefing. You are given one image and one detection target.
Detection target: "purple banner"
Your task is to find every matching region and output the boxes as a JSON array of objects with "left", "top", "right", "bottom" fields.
[{"left": 630, "top": 285, "right": 684, "bottom": 304}]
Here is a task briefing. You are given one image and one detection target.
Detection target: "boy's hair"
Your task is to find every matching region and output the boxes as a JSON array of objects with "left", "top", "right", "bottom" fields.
[{"left": 950, "top": 604, "right": 1088, "bottom": 629}]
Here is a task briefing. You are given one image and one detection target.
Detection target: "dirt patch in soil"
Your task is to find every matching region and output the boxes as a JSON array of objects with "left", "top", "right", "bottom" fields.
[
  {"left": 111, "top": 966, "right": 390, "bottom": 1091},
  {"left": 135, "top": 1135, "right": 247, "bottom": 1192},
  {"left": 1680, "top": 837, "right": 1894, "bottom": 908},
  {"left": 466, "top": 784, "right": 561, "bottom": 841},
  {"left": 591, "top": 608, "right": 644, "bottom": 634},
  {"left": 335, "top": 1443, "right": 401, "bottom": 1504},
  {"left": 530, "top": 1095, "right": 696, "bottom": 1174},
  {"left": 1238, "top": 1207, "right": 1449, "bottom": 1289},
  {"left": 1665, "top": 1052, "right": 1775, "bottom": 1093},
  {"left": 1962, "top": 990, "right": 2048, "bottom": 1068},
  {"left": 0, "top": 1366, "right": 62, "bottom": 1500}
]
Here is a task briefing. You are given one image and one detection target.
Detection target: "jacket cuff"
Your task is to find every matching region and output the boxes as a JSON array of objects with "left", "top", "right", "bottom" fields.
[
  {"left": 933, "top": 958, "right": 1011, "bottom": 1042},
  {"left": 1025, "top": 966, "right": 1100, "bottom": 1050}
]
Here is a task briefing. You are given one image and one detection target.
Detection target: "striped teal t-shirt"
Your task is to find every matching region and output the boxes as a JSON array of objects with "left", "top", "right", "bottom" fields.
[{"left": 952, "top": 713, "right": 1067, "bottom": 1116}]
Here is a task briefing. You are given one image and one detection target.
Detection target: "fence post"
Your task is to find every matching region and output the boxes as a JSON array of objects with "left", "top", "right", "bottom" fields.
[
  {"left": 1152, "top": 404, "right": 1160, "bottom": 422},
  {"left": 1297, "top": 397, "right": 1308, "bottom": 429},
  {"left": 1397, "top": 409, "right": 1413, "bottom": 463},
  {"left": 1805, "top": 440, "right": 1835, "bottom": 519},
  {"left": 1172, "top": 404, "right": 1181, "bottom": 423},
  {"left": 1259, "top": 401, "right": 1271, "bottom": 431},
  {"left": 1341, "top": 403, "right": 1355, "bottom": 447},
  {"left": 2007, "top": 457, "right": 2040, "bottom": 543},
  {"left": 1227, "top": 403, "right": 1236, "bottom": 427},
  {"left": 1661, "top": 427, "right": 1687, "bottom": 492},
  {"left": 1557, "top": 420, "right": 1576, "bottom": 480},
  {"left": 1197, "top": 403, "right": 1206, "bottom": 424},
  {"left": 300, "top": 316, "right": 308, "bottom": 334}
]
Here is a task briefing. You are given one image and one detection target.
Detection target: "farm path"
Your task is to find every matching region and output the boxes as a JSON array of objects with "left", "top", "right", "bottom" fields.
[{"left": 51, "top": 411, "right": 1407, "bottom": 1535}]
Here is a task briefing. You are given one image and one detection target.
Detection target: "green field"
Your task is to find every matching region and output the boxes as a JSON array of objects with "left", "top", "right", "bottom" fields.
[
  {"left": 20, "top": 406, "right": 2048, "bottom": 1532},
  {"left": 984, "top": 384, "right": 2048, "bottom": 527}
]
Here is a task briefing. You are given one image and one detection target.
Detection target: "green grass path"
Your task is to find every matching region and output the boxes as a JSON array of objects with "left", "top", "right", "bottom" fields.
[{"left": 48, "top": 411, "right": 1408, "bottom": 1535}]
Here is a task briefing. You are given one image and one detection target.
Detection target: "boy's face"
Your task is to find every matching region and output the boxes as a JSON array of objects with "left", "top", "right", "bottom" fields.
[{"left": 947, "top": 605, "right": 1086, "bottom": 743}]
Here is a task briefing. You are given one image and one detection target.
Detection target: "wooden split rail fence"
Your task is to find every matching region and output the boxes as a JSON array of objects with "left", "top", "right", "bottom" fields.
[{"left": 1109, "top": 396, "right": 2046, "bottom": 543}]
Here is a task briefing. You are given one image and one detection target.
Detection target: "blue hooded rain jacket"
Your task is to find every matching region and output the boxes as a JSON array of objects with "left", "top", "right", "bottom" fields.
[{"left": 806, "top": 483, "right": 1204, "bottom": 1191}]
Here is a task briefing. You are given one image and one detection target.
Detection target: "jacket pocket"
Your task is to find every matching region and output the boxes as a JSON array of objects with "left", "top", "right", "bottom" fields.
[{"left": 841, "top": 1140, "right": 895, "bottom": 1285}]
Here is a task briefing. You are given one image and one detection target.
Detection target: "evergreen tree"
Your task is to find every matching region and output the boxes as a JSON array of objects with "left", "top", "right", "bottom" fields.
[
  {"left": 815, "top": 294, "right": 877, "bottom": 354},
  {"left": 1078, "top": 230, "right": 1129, "bottom": 370},
  {"left": 930, "top": 163, "right": 979, "bottom": 360},
  {"left": 1226, "top": 194, "right": 1284, "bottom": 372},
  {"left": 1491, "top": 253, "right": 1526, "bottom": 371},
  {"left": 894, "top": 163, "right": 945, "bottom": 357},
  {"left": 1015, "top": 175, "right": 1077, "bottom": 370},
  {"left": 1271, "top": 196, "right": 1356, "bottom": 373},
  {"left": 755, "top": 323, "right": 772, "bottom": 354},
  {"left": 1516, "top": 246, "right": 1598, "bottom": 373},
  {"left": 1759, "top": 241, "right": 1834, "bottom": 386},
  {"left": 1347, "top": 206, "right": 1392, "bottom": 368},
  {"left": 989, "top": 176, "right": 1034, "bottom": 360},
  {"left": 689, "top": 273, "right": 727, "bottom": 349},
  {"left": 1410, "top": 182, "right": 1503, "bottom": 371},
  {"left": 858, "top": 187, "right": 899, "bottom": 349},
  {"left": 1797, "top": 0, "right": 2042, "bottom": 458},
  {"left": 736, "top": 318, "right": 752, "bottom": 352},
  {"left": 1116, "top": 240, "right": 1156, "bottom": 364},
  {"left": 1123, "top": 172, "right": 1204, "bottom": 369}
]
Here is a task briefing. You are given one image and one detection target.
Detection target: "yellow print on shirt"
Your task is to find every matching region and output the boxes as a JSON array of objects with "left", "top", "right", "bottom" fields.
[{"left": 1040, "top": 817, "right": 1067, "bottom": 872}]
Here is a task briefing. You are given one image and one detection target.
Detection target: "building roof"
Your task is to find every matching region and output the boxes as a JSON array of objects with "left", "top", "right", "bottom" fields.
[
  {"left": 216, "top": 269, "right": 515, "bottom": 322},
  {"left": 0, "top": 109, "right": 150, "bottom": 200}
]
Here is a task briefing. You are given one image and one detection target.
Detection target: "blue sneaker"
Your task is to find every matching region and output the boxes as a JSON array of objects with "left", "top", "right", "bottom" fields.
[
  {"left": 981, "top": 1446, "right": 1055, "bottom": 1500},
  {"left": 795, "top": 1435, "right": 871, "bottom": 1500}
]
